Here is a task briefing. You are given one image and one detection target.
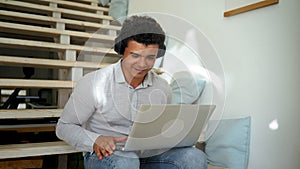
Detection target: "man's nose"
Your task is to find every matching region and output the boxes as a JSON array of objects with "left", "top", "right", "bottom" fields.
[{"left": 137, "top": 57, "right": 147, "bottom": 67}]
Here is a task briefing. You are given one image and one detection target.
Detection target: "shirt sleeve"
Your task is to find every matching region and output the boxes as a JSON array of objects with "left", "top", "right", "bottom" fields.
[{"left": 56, "top": 72, "right": 100, "bottom": 152}]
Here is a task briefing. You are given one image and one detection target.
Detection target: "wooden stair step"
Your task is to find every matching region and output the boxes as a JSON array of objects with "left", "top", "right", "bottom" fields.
[
  {"left": 38, "top": 0, "right": 109, "bottom": 12},
  {"left": 0, "top": 123, "right": 57, "bottom": 133},
  {"left": 0, "top": 141, "right": 79, "bottom": 159},
  {"left": 69, "top": 0, "right": 100, "bottom": 4},
  {"left": 0, "top": 0, "right": 113, "bottom": 22},
  {"left": 0, "top": 10, "right": 121, "bottom": 31},
  {"left": 0, "top": 79, "right": 74, "bottom": 89},
  {"left": 70, "top": 0, "right": 109, "bottom": 7},
  {"left": 0, "top": 37, "right": 118, "bottom": 56},
  {"left": 0, "top": 109, "right": 63, "bottom": 119},
  {"left": 0, "top": 21, "right": 115, "bottom": 43},
  {"left": 0, "top": 55, "right": 110, "bottom": 69}
]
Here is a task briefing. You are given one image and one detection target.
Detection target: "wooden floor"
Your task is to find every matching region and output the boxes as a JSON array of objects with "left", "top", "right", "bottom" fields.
[{"left": 0, "top": 157, "right": 43, "bottom": 169}]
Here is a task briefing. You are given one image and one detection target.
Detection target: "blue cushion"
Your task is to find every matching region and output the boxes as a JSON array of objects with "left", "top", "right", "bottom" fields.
[
  {"left": 109, "top": 0, "right": 129, "bottom": 23},
  {"left": 98, "top": 0, "right": 110, "bottom": 6},
  {"left": 170, "top": 71, "right": 206, "bottom": 104},
  {"left": 205, "top": 117, "right": 251, "bottom": 169}
]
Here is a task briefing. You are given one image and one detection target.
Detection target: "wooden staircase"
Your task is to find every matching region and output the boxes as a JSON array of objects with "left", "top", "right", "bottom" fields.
[
  {"left": 0, "top": 0, "right": 121, "bottom": 167},
  {"left": 0, "top": 1, "right": 228, "bottom": 169},
  {"left": 0, "top": 0, "right": 121, "bottom": 107}
]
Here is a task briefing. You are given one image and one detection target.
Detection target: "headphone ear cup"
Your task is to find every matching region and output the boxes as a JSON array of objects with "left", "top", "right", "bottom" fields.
[
  {"left": 157, "top": 44, "right": 166, "bottom": 58},
  {"left": 114, "top": 37, "right": 122, "bottom": 55},
  {"left": 114, "top": 39, "right": 127, "bottom": 56}
]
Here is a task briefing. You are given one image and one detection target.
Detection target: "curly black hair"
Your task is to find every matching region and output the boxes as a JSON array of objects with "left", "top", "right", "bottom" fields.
[{"left": 114, "top": 15, "right": 166, "bottom": 58}]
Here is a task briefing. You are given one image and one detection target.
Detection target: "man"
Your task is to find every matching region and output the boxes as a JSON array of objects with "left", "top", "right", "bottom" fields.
[{"left": 56, "top": 15, "right": 207, "bottom": 169}]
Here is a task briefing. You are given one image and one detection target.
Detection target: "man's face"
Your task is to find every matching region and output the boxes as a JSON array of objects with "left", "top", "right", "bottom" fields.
[{"left": 121, "top": 40, "right": 159, "bottom": 82}]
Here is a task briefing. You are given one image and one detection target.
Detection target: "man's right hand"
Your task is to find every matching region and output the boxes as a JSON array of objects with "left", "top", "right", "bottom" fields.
[{"left": 93, "top": 135, "right": 127, "bottom": 160}]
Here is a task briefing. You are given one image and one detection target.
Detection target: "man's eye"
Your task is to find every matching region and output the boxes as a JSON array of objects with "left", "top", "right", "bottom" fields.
[
  {"left": 147, "top": 55, "right": 156, "bottom": 60},
  {"left": 131, "top": 54, "right": 139, "bottom": 58}
]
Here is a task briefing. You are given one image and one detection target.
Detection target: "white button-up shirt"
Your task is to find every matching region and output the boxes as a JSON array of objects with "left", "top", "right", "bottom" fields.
[{"left": 56, "top": 60, "right": 171, "bottom": 152}]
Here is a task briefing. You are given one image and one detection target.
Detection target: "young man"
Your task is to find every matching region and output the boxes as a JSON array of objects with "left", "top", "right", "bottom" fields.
[{"left": 56, "top": 15, "right": 207, "bottom": 169}]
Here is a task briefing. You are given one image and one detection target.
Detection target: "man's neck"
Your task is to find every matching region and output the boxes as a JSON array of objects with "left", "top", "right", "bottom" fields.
[{"left": 129, "top": 77, "right": 144, "bottom": 89}]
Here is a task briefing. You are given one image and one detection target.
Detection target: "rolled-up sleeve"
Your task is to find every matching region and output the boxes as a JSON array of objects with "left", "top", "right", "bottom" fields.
[{"left": 56, "top": 72, "right": 100, "bottom": 152}]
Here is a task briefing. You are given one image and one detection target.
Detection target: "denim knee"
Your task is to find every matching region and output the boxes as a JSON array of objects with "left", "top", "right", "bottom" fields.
[
  {"left": 182, "top": 148, "right": 207, "bottom": 169},
  {"left": 166, "top": 147, "right": 207, "bottom": 169},
  {"left": 141, "top": 147, "right": 207, "bottom": 169},
  {"left": 84, "top": 151, "right": 140, "bottom": 169}
]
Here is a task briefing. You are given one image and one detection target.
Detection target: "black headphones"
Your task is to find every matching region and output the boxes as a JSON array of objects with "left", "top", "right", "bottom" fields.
[{"left": 114, "top": 36, "right": 166, "bottom": 58}]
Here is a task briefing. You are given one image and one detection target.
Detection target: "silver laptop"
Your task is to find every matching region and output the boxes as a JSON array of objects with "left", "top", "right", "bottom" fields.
[{"left": 117, "top": 104, "right": 215, "bottom": 151}]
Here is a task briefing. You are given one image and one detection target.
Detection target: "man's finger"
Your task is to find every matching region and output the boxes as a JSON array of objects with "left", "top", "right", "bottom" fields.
[
  {"left": 96, "top": 150, "right": 103, "bottom": 160},
  {"left": 105, "top": 144, "right": 114, "bottom": 154},
  {"left": 94, "top": 143, "right": 104, "bottom": 160},
  {"left": 114, "top": 136, "right": 127, "bottom": 143},
  {"left": 100, "top": 148, "right": 109, "bottom": 157}
]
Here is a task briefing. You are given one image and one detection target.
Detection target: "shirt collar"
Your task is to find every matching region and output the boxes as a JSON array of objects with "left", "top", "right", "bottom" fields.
[
  {"left": 114, "top": 59, "right": 153, "bottom": 88},
  {"left": 115, "top": 60, "right": 126, "bottom": 83}
]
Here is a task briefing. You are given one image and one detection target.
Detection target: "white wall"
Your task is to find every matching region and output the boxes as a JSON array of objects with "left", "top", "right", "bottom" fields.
[{"left": 128, "top": 0, "right": 300, "bottom": 169}]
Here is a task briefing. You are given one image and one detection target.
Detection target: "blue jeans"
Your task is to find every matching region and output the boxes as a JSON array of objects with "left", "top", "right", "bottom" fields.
[{"left": 84, "top": 147, "right": 207, "bottom": 169}]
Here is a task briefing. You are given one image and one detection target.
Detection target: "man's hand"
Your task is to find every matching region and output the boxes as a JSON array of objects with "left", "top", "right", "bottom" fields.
[{"left": 93, "top": 136, "right": 127, "bottom": 160}]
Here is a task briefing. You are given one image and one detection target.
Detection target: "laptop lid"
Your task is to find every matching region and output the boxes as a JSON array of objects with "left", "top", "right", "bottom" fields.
[{"left": 120, "top": 104, "right": 215, "bottom": 151}]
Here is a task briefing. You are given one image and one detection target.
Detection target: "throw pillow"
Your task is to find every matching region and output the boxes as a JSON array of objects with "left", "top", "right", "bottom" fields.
[{"left": 205, "top": 117, "right": 251, "bottom": 169}]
